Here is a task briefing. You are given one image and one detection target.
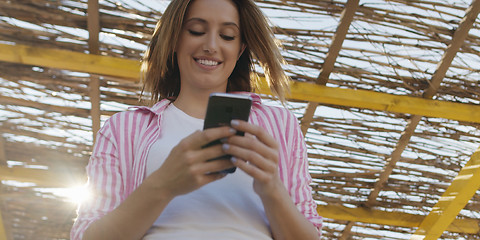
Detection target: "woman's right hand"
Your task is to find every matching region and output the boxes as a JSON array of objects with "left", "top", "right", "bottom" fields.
[
  {"left": 148, "top": 126, "right": 237, "bottom": 198},
  {"left": 81, "top": 127, "right": 236, "bottom": 240}
]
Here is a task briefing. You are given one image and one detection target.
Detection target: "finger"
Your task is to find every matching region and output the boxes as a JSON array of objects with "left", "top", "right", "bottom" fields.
[
  {"left": 199, "top": 143, "right": 232, "bottom": 162},
  {"left": 178, "top": 126, "right": 236, "bottom": 150},
  {"left": 187, "top": 167, "right": 229, "bottom": 188},
  {"left": 177, "top": 142, "right": 230, "bottom": 166},
  {"left": 230, "top": 120, "right": 278, "bottom": 149},
  {"left": 233, "top": 157, "right": 270, "bottom": 182},
  {"left": 201, "top": 171, "right": 229, "bottom": 184},
  {"left": 222, "top": 143, "right": 276, "bottom": 171},
  {"left": 226, "top": 135, "right": 278, "bottom": 163},
  {"left": 194, "top": 158, "right": 235, "bottom": 175}
]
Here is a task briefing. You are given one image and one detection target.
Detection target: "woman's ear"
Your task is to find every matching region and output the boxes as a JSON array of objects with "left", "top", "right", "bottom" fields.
[{"left": 238, "top": 43, "right": 246, "bottom": 60}]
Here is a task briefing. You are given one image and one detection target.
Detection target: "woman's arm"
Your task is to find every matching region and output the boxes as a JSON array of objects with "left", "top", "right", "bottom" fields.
[
  {"left": 82, "top": 176, "right": 174, "bottom": 240},
  {"left": 255, "top": 178, "right": 319, "bottom": 240},
  {"left": 224, "top": 119, "right": 319, "bottom": 240},
  {"left": 80, "top": 126, "right": 237, "bottom": 240}
]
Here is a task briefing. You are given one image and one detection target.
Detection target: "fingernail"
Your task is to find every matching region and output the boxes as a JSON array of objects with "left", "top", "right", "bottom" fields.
[
  {"left": 231, "top": 156, "right": 237, "bottom": 163},
  {"left": 222, "top": 143, "right": 230, "bottom": 151},
  {"left": 231, "top": 120, "right": 239, "bottom": 126},
  {"left": 229, "top": 128, "right": 236, "bottom": 134}
]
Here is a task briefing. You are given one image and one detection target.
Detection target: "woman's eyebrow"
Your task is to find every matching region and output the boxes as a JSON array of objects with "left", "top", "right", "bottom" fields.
[
  {"left": 223, "top": 22, "right": 240, "bottom": 30},
  {"left": 184, "top": 17, "right": 240, "bottom": 30}
]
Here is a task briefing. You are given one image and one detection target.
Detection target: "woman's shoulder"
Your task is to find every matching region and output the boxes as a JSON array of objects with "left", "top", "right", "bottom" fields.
[
  {"left": 101, "top": 100, "right": 171, "bottom": 133},
  {"left": 109, "top": 99, "right": 171, "bottom": 121},
  {"left": 252, "top": 100, "right": 295, "bottom": 120},
  {"left": 251, "top": 102, "right": 299, "bottom": 134},
  {"left": 236, "top": 92, "right": 292, "bottom": 115},
  {"left": 105, "top": 108, "right": 153, "bottom": 126}
]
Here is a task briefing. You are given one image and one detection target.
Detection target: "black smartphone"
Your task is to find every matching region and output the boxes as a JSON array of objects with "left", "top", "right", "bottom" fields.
[{"left": 203, "top": 92, "right": 252, "bottom": 174}]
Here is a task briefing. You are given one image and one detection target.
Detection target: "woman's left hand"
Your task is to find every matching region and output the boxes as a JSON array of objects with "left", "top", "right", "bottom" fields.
[
  {"left": 223, "top": 120, "right": 320, "bottom": 240},
  {"left": 222, "top": 119, "right": 283, "bottom": 199}
]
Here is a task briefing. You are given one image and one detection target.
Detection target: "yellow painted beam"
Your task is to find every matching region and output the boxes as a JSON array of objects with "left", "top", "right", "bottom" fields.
[
  {"left": 256, "top": 80, "right": 480, "bottom": 124},
  {"left": 0, "top": 43, "right": 140, "bottom": 79},
  {"left": 410, "top": 146, "right": 480, "bottom": 239},
  {"left": 317, "top": 204, "right": 479, "bottom": 235},
  {"left": 2, "top": 43, "right": 480, "bottom": 123}
]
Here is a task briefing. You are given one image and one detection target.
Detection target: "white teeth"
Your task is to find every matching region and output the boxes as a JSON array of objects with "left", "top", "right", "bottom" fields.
[{"left": 197, "top": 59, "right": 219, "bottom": 66}]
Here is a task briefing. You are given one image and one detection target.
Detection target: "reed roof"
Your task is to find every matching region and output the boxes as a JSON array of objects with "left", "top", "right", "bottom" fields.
[{"left": 1, "top": 0, "right": 480, "bottom": 239}]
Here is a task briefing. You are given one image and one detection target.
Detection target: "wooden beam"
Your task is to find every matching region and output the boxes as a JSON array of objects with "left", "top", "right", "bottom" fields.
[
  {"left": 2, "top": 43, "right": 480, "bottom": 124},
  {"left": 411, "top": 146, "right": 480, "bottom": 239},
  {"left": 0, "top": 137, "right": 6, "bottom": 166},
  {"left": 0, "top": 43, "right": 140, "bottom": 79},
  {"left": 301, "top": 0, "right": 359, "bottom": 136},
  {"left": 300, "top": 102, "right": 318, "bottom": 135},
  {"left": 0, "top": 166, "right": 85, "bottom": 188},
  {"left": 0, "top": 137, "right": 7, "bottom": 240},
  {"left": 257, "top": 81, "right": 480, "bottom": 124},
  {"left": 88, "top": 0, "right": 101, "bottom": 143},
  {"left": 316, "top": 0, "right": 359, "bottom": 85},
  {"left": 317, "top": 204, "right": 479, "bottom": 234},
  {"left": 423, "top": 0, "right": 480, "bottom": 99},
  {"left": 365, "top": 0, "right": 480, "bottom": 207},
  {"left": 366, "top": 115, "right": 422, "bottom": 206},
  {"left": 0, "top": 209, "right": 6, "bottom": 240},
  {"left": 339, "top": 221, "right": 355, "bottom": 240},
  {"left": 0, "top": 95, "right": 116, "bottom": 118},
  {"left": 87, "top": 0, "right": 100, "bottom": 53}
]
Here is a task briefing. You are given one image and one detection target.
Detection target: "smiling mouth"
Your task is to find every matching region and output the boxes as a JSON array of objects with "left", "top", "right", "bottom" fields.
[{"left": 195, "top": 58, "right": 221, "bottom": 66}]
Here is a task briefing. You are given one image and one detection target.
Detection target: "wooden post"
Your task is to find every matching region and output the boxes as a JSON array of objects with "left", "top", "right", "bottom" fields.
[
  {"left": 0, "top": 136, "right": 9, "bottom": 240},
  {"left": 88, "top": 0, "right": 101, "bottom": 142}
]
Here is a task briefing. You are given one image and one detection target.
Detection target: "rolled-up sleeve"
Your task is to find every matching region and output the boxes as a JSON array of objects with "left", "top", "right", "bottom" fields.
[
  {"left": 70, "top": 117, "right": 124, "bottom": 240},
  {"left": 285, "top": 110, "right": 323, "bottom": 233}
]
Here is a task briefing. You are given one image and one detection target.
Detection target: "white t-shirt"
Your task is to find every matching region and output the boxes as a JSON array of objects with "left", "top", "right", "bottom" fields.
[{"left": 144, "top": 103, "right": 271, "bottom": 240}]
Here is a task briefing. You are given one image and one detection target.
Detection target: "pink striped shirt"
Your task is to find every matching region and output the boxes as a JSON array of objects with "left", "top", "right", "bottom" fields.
[{"left": 70, "top": 92, "right": 322, "bottom": 239}]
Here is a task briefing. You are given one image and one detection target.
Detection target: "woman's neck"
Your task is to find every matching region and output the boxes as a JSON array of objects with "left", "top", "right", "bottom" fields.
[{"left": 173, "top": 89, "right": 224, "bottom": 119}]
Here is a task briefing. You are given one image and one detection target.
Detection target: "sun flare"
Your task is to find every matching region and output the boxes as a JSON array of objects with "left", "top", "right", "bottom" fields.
[{"left": 57, "top": 185, "right": 91, "bottom": 205}]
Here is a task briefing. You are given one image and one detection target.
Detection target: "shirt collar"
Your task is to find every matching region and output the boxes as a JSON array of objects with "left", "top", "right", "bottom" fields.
[
  {"left": 128, "top": 92, "right": 261, "bottom": 116},
  {"left": 128, "top": 98, "right": 172, "bottom": 116}
]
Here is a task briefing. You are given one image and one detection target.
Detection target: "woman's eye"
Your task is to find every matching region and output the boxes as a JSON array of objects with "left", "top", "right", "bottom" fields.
[
  {"left": 188, "top": 30, "right": 204, "bottom": 36},
  {"left": 221, "top": 34, "right": 235, "bottom": 41}
]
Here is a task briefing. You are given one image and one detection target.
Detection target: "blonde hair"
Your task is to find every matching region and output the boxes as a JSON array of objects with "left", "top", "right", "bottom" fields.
[{"left": 141, "top": 0, "right": 290, "bottom": 105}]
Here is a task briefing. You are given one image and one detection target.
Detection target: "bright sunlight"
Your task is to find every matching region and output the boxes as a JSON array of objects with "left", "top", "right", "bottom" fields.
[{"left": 53, "top": 184, "right": 91, "bottom": 205}]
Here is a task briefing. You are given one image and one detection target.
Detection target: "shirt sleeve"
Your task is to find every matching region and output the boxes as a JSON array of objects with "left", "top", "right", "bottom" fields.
[
  {"left": 284, "top": 110, "right": 323, "bottom": 234},
  {"left": 70, "top": 116, "right": 124, "bottom": 240}
]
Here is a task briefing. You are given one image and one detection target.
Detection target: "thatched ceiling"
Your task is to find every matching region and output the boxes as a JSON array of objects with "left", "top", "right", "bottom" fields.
[{"left": 1, "top": 0, "right": 480, "bottom": 239}]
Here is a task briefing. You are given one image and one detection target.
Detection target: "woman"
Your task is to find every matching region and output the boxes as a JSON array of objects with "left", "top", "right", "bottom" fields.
[{"left": 71, "top": 0, "right": 322, "bottom": 239}]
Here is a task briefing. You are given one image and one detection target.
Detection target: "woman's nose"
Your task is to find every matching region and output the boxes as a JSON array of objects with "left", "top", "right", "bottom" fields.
[{"left": 203, "top": 32, "right": 218, "bottom": 53}]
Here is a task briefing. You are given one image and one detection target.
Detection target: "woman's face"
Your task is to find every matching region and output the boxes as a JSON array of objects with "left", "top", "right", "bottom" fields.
[{"left": 175, "top": 0, "right": 245, "bottom": 94}]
